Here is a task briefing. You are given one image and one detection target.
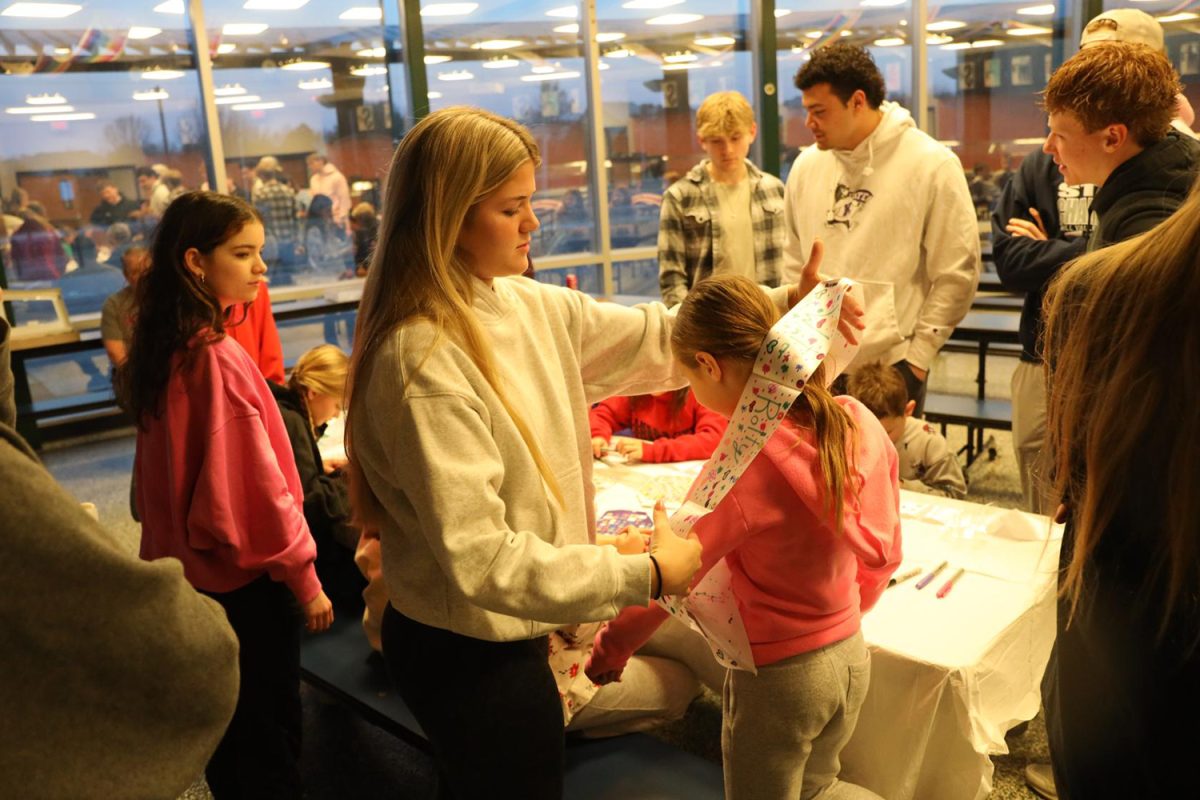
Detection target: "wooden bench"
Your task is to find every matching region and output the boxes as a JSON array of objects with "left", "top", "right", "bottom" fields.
[
  {"left": 300, "top": 617, "right": 725, "bottom": 799},
  {"left": 923, "top": 393, "right": 1012, "bottom": 468}
]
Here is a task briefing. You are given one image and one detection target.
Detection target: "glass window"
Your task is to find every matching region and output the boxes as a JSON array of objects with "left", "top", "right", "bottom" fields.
[
  {"left": 533, "top": 261, "right": 604, "bottom": 294},
  {"left": 596, "top": 0, "right": 755, "bottom": 252},
  {"left": 1103, "top": 1, "right": 1200, "bottom": 131},
  {"left": 422, "top": 1, "right": 599, "bottom": 259},
  {"left": 203, "top": 0, "right": 396, "bottom": 286}
]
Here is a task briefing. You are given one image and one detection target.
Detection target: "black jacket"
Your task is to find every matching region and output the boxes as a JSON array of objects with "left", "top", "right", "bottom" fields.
[
  {"left": 1088, "top": 131, "right": 1200, "bottom": 251},
  {"left": 990, "top": 151, "right": 1089, "bottom": 362}
]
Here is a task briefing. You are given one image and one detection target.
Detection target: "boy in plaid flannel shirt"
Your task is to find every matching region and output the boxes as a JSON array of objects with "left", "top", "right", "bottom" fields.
[{"left": 657, "top": 91, "right": 786, "bottom": 307}]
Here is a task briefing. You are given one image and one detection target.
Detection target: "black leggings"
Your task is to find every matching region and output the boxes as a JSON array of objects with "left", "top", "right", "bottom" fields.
[
  {"left": 381, "top": 605, "right": 565, "bottom": 799},
  {"left": 203, "top": 577, "right": 303, "bottom": 799}
]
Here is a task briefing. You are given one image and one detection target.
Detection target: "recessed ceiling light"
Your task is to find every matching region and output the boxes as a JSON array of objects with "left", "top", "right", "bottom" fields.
[
  {"left": 774, "top": 8, "right": 792, "bottom": 17},
  {"left": 32, "top": 111, "right": 94, "bottom": 121},
  {"left": 482, "top": 56, "right": 520, "bottom": 68},
  {"left": 214, "top": 83, "right": 247, "bottom": 96},
  {"left": 128, "top": 26, "right": 162, "bottom": 39},
  {"left": 545, "top": 5, "right": 577, "bottom": 17},
  {"left": 6, "top": 104, "right": 73, "bottom": 114},
  {"left": 926, "top": 34, "right": 953, "bottom": 44},
  {"left": 926, "top": 20, "right": 965, "bottom": 31},
  {"left": 604, "top": 47, "right": 632, "bottom": 58},
  {"left": 471, "top": 39, "right": 525, "bottom": 50},
  {"left": 694, "top": 34, "right": 735, "bottom": 46},
  {"left": 646, "top": 13, "right": 703, "bottom": 25},
  {"left": 427, "top": 90, "right": 443, "bottom": 98},
  {"left": 531, "top": 64, "right": 556, "bottom": 73},
  {"left": 520, "top": 70, "right": 580, "bottom": 81},
  {"left": 358, "top": 46, "right": 387, "bottom": 58},
  {"left": 280, "top": 59, "right": 330, "bottom": 71},
  {"left": 424, "top": 54, "right": 452, "bottom": 64},
  {"left": 25, "top": 92, "right": 65, "bottom": 105},
  {"left": 1008, "top": 25, "right": 1051, "bottom": 36},
  {"left": 662, "top": 62, "right": 698, "bottom": 70},
  {"left": 1, "top": 3, "right": 81, "bottom": 18},
  {"left": 1016, "top": 4, "right": 1054, "bottom": 15},
  {"left": 153, "top": 0, "right": 184, "bottom": 13},
  {"left": 216, "top": 94, "right": 262, "bottom": 104},
  {"left": 350, "top": 64, "right": 387, "bottom": 76},
  {"left": 595, "top": 31, "right": 625, "bottom": 42},
  {"left": 598, "top": 62, "right": 609, "bottom": 70},
  {"left": 873, "top": 37, "right": 905, "bottom": 46},
  {"left": 133, "top": 88, "right": 170, "bottom": 100},
  {"left": 216, "top": 43, "right": 238, "bottom": 54},
  {"left": 971, "top": 39, "right": 1003, "bottom": 47},
  {"left": 840, "top": 29, "right": 852, "bottom": 36},
  {"left": 663, "top": 51, "right": 697, "bottom": 63},
  {"left": 142, "top": 68, "right": 187, "bottom": 80},
  {"left": 298, "top": 78, "right": 331, "bottom": 89},
  {"left": 941, "top": 41, "right": 971, "bottom": 50},
  {"left": 621, "top": 0, "right": 682, "bottom": 8},
  {"left": 553, "top": 23, "right": 579, "bottom": 33},
  {"left": 437, "top": 69, "right": 474, "bottom": 81},
  {"left": 232, "top": 101, "right": 284, "bottom": 111},
  {"left": 805, "top": 30, "right": 823, "bottom": 39},
  {"left": 243, "top": 0, "right": 310, "bottom": 9},
  {"left": 223, "top": 22, "right": 269, "bottom": 35},
  {"left": 339, "top": 6, "right": 381, "bottom": 20},
  {"left": 421, "top": 3, "right": 478, "bottom": 15}
]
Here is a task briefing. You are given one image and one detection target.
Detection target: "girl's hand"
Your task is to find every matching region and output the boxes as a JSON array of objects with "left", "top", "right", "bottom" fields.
[
  {"left": 303, "top": 591, "right": 334, "bottom": 633},
  {"left": 614, "top": 526, "right": 650, "bottom": 555},
  {"left": 1006, "top": 208, "right": 1048, "bottom": 240},
  {"left": 787, "top": 239, "right": 864, "bottom": 345},
  {"left": 613, "top": 438, "right": 646, "bottom": 462},
  {"left": 648, "top": 500, "right": 702, "bottom": 597},
  {"left": 592, "top": 436, "right": 609, "bottom": 459},
  {"left": 324, "top": 455, "right": 349, "bottom": 473}
]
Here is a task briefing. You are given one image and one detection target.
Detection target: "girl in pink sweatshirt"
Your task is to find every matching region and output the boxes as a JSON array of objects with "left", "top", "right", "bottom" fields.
[
  {"left": 587, "top": 274, "right": 902, "bottom": 799},
  {"left": 117, "top": 191, "right": 332, "bottom": 798}
]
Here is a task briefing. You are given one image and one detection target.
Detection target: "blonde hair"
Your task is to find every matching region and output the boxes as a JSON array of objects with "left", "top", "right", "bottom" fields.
[
  {"left": 290, "top": 344, "right": 349, "bottom": 399},
  {"left": 1043, "top": 176, "right": 1200, "bottom": 649},
  {"left": 346, "top": 106, "right": 562, "bottom": 527},
  {"left": 671, "top": 275, "right": 858, "bottom": 532},
  {"left": 846, "top": 362, "right": 908, "bottom": 419},
  {"left": 696, "top": 91, "right": 755, "bottom": 140}
]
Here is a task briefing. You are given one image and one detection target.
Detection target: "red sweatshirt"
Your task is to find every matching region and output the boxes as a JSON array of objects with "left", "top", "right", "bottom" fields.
[
  {"left": 590, "top": 397, "right": 901, "bottom": 672},
  {"left": 135, "top": 335, "right": 321, "bottom": 604},
  {"left": 589, "top": 390, "right": 727, "bottom": 463},
  {"left": 226, "top": 282, "right": 285, "bottom": 384}
]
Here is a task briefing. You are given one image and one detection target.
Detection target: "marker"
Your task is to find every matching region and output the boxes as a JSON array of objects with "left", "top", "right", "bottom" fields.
[
  {"left": 936, "top": 568, "right": 966, "bottom": 599},
  {"left": 915, "top": 561, "right": 948, "bottom": 591},
  {"left": 888, "top": 567, "right": 921, "bottom": 588}
]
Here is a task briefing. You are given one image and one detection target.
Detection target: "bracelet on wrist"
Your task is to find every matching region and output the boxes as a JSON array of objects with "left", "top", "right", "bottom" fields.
[{"left": 648, "top": 553, "right": 663, "bottom": 601}]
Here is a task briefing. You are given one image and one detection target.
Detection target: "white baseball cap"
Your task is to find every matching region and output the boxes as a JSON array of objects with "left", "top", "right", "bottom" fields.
[{"left": 1080, "top": 9, "right": 1164, "bottom": 51}]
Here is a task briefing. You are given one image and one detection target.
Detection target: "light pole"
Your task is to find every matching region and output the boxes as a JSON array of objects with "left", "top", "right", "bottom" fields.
[{"left": 155, "top": 87, "right": 169, "bottom": 156}]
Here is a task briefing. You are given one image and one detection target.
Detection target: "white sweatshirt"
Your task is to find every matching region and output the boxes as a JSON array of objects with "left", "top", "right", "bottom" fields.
[
  {"left": 783, "top": 102, "right": 980, "bottom": 370},
  {"left": 352, "top": 274, "right": 788, "bottom": 642}
]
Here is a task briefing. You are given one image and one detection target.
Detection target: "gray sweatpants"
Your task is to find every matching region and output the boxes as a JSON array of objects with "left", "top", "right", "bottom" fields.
[
  {"left": 722, "top": 631, "right": 882, "bottom": 800},
  {"left": 1011, "top": 360, "right": 1052, "bottom": 515}
]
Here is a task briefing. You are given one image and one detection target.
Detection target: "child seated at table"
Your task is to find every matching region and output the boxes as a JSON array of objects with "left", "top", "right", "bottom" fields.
[
  {"left": 589, "top": 387, "right": 727, "bottom": 463},
  {"left": 587, "top": 274, "right": 901, "bottom": 800},
  {"left": 847, "top": 362, "right": 967, "bottom": 499}
]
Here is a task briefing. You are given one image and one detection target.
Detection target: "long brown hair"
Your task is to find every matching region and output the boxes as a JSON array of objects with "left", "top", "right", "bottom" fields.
[
  {"left": 671, "top": 274, "right": 859, "bottom": 532},
  {"left": 1043, "top": 177, "right": 1200, "bottom": 647},
  {"left": 116, "top": 191, "right": 261, "bottom": 426},
  {"left": 345, "top": 107, "right": 562, "bottom": 528}
]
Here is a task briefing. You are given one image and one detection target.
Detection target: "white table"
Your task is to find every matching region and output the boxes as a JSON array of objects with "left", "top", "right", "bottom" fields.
[{"left": 593, "top": 460, "right": 1060, "bottom": 800}]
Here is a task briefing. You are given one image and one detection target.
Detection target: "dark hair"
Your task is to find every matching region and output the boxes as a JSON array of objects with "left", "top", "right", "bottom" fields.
[
  {"left": 305, "top": 193, "right": 334, "bottom": 237},
  {"left": 794, "top": 43, "right": 886, "bottom": 108},
  {"left": 117, "top": 191, "right": 262, "bottom": 426},
  {"left": 134, "top": 166, "right": 157, "bottom": 180}
]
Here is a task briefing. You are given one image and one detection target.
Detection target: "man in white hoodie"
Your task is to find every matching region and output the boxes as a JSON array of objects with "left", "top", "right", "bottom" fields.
[{"left": 783, "top": 43, "right": 979, "bottom": 412}]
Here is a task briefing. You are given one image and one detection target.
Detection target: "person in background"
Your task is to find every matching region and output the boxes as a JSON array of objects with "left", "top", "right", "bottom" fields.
[
  {"left": 847, "top": 361, "right": 966, "bottom": 499},
  {"left": 226, "top": 280, "right": 285, "bottom": 385},
  {"left": 100, "top": 245, "right": 150, "bottom": 370},
  {"left": 307, "top": 153, "right": 351, "bottom": 229},
  {"left": 304, "top": 193, "right": 353, "bottom": 276},
  {"left": 589, "top": 387, "right": 727, "bottom": 463},
  {"left": 89, "top": 181, "right": 139, "bottom": 229},
  {"left": 1041, "top": 173, "right": 1200, "bottom": 800},
  {"left": 162, "top": 168, "right": 186, "bottom": 205},
  {"left": 348, "top": 201, "right": 378, "bottom": 278},
  {"left": 10, "top": 201, "right": 67, "bottom": 281},
  {"left": 589, "top": 274, "right": 899, "bottom": 800},
  {"left": 658, "top": 90, "right": 786, "bottom": 307},
  {"left": 784, "top": 43, "right": 980, "bottom": 413},
  {"left": 270, "top": 344, "right": 365, "bottom": 615},
  {"left": 252, "top": 156, "right": 300, "bottom": 284},
  {"left": 102, "top": 221, "right": 134, "bottom": 268},
  {"left": 118, "top": 191, "right": 332, "bottom": 798}
]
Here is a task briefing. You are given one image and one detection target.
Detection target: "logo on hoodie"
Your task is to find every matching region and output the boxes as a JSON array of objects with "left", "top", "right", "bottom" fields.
[
  {"left": 1057, "top": 182, "right": 1097, "bottom": 237},
  {"left": 825, "top": 183, "right": 873, "bottom": 229}
]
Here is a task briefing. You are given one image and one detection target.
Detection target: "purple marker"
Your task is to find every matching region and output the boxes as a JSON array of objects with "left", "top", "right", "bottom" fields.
[{"left": 915, "top": 561, "right": 948, "bottom": 590}]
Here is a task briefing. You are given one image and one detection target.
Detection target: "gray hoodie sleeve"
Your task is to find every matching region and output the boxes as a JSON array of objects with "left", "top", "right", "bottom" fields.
[{"left": 0, "top": 317, "right": 15, "bottom": 429}]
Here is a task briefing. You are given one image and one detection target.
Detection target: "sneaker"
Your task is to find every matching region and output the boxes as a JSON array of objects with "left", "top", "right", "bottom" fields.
[{"left": 1024, "top": 763, "right": 1058, "bottom": 800}]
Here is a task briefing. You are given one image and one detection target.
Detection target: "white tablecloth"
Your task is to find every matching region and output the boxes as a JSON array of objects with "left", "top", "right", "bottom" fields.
[{"left": 593, "top": 460, "right": 1061, "bottom": 800}]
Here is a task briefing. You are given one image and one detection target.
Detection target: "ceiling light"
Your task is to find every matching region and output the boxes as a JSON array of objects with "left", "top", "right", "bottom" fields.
[
  {"left": 545, "top": 5, "right": 577, "bottom": 17},
  {"left": 6, "top": 104, "right": 73, "bottom": 114},
  {"left": 32, "top": 111, "right": 94, "bottom": 121},
  {"left": 128, "top": 26, "right": 162, "bottom": 39},
  {"left": 971, "top": 39, "right": 1003, "bottom": 47},
  {"left": 553, "top": 23, "right": 579, "bottom": 33},
  {"left": 598, "top": 62, "right": 609, "bottom": 70},
  {"left": 926, "top": 34, "right": 953, "bottom": 44},
  {"left": 280, "top": 58, "right": 330, "bottom": 71},
  {"left": 1157, "top": 12, "right": 1199, "bottom": 22},
  {"left": 604, "top": 47, "right": 632, "bottom": 58},
  {"left": 298, "top": 77, "right": 331, "bottom": 89},
  {"left": 860, "top": 0, "right": 904, "bottom": 7},
  {"left": 141, "top": 68, "right": 186, "bottom": 80},
  {"left": 53, "top": 46, "right": 71, "bottom": 54},
  {"left": 133, "top": 88, "right": 169, "bottom": 100},
  {"left": 663, "top": 50, "right": 697, "bottom": 62},
  {"left": 694, "top": 34, "right": 735, "bottom": 46},
  {"left": 840, "top": 29, "right": 852, "bottom": 36},
  {"left": 243, "top": 0, "right": 310, "bottom": 8},
  {"left": 774, "top": 8, "right": 792, "bottom": 17},
  {"left": 358, "top": 46, "right": 387, "bottom": 57},
  {"left": 1016, "top": 4, "right": 1054, "bottom": 15},
  {"left": 1008, "top": 25, "right": 1051, "bottom": 36},
  {"left": 941, "top": 41, "right": 971, "bottom": 50},
  {"left": 25, "top": 92, "right": 65, "bottom": 105},
  {"left": 874, "top": 37, "right": 905, "bottom": 46},
  {"left": 427, "top": 90, "right": 443, "bottom": 98},
  {"left": 351, "top": 65, "right": 387, "bottom": 76},
  {"left": 482, "top": 56, "right": 520, "bottom": 68},
  {"left": 216, "top": 94, "right": 261, "bottom": 104},
  {"left": 421, "top": 3, "right": 478, "bottom": 15},
  {"left": 153, "top": 0, "right": 184, "bottom": 12},
  {"left": 223, "top": 22, "right": 269, "bottom": 35},
  {"left": 805, "top": 30, "right": 823, "bottom": 39},
  {"left": 472, "top": 39, "right": 525, "bottom": 50},
  {"left": 520, "top": 70, "right": 580, "bottom": 81},
  {"left": 437, "top": 69, "right": 474, "bottom": 81},
  {"left": 926, "top": 20, "right": 965, "bottom": 31},
  {"left": 595, "top": 31, "right": 626, "bottom": 42},
  {"left": 424, "top": 54, "right": 452, "bottom": 64},
  {"left": 531, "top": 64, "right": 556, "bottom": 73},
  {"left": 232, "top": 101, "right": 284, "bottom": 110},
  {"left": 216, "top": 43, "right": 237, "bottom": 54},
  {"left": 1, "top": 3, "right": 81, "bottom": 17},
  {"left": 339, "top": 6, "right": 381, "bottom": 20},
  {"left": 214, "top": 83, "right": 247, "bottom": 96},
  {"left": 647, "top": 13, "right": 703, "bottom": 25},
  {"left": 662, "top": 62, "right": 698, "bottom": 70},
  {"left": 621, "top": 0, "right": 682, "bottom": 8}
]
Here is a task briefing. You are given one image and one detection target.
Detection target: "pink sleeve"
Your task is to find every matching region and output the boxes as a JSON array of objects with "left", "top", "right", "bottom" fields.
[
  {"left": 851, "top": 438, "right": 903, "bottom": 613},
  {"left": 588, "top": 396, "right": 631, "bottom": 441},
  {"left": 641, "top": 402, "right": 728, "bottom": 463},
  {"left": 187, "top": 413, "right": 321, "bottom": 604}
]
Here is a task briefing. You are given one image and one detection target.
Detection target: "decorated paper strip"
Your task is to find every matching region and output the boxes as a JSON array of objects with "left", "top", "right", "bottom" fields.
[{"left": 656, "top": 278, "right": 860, "bottom": 672}]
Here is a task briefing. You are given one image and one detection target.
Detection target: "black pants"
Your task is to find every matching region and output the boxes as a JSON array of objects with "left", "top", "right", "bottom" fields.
[
  {"left": 203, "top": 577, "right": 303, "bottom": 799},
  {"left": 381, "top": 605, "right": 565, "bottom": 799},
  {"left": 892, "top": 360, "right": 929, "bottom": 417}
]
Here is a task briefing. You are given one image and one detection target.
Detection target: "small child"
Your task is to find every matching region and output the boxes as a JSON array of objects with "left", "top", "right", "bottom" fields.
[
  {"left": 589, "top": 387, "right": 727, "bottom": 463},
  {"left": 847, "top": 362, "right": 967, "bottom": 499},
  {"left": 587, "top": 274, "right": 900, "bottom": 799}
]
